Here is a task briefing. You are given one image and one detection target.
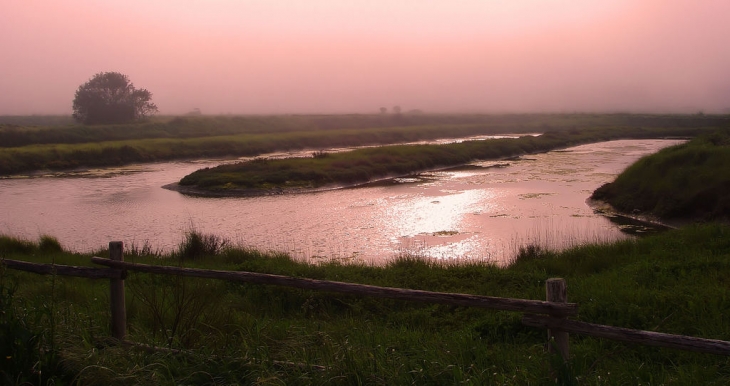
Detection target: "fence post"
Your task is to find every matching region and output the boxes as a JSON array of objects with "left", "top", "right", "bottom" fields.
[
  {"left": 109, "top": 241, "right": 126, "bottom": 341},
  {"left": 546, "top": 278, "right": 569, "bottom": 361}
]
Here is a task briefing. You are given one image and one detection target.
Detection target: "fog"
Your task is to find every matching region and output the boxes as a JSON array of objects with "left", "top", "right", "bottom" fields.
[{"left": 2, "top": 0, "right": 729, "bottom": 115}]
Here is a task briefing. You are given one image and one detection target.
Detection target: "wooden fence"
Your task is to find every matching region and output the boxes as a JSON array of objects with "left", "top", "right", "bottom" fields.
[{"left": 3, "top": 241, "right": 730, "bottom": 363}]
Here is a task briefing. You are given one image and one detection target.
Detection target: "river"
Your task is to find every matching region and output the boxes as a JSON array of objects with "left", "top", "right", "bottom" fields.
[{"left": 0, "top": 138, "right": 683, "bottom": 265}]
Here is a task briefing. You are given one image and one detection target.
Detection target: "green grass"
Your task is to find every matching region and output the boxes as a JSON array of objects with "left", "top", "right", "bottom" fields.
[
  {"left": 2, "top": 113, "right": 726, "bottom": 148},
  {"left": 178, "top": 125, "right": 715, "bottom": 192},
  {"left": 0, "top": 123, "right": 516, "bottom": 175},
  {"left": 593, "top": 129, "right": 730, "bottom": 221},
  {"left": 1, "top": 225, "right": 730, "bottom": 384},
  {"left": 2, "top": 113, "right": 728, "bottom": 176}
]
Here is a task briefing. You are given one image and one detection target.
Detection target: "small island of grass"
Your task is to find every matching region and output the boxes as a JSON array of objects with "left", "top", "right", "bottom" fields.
[{"left": 175, "top": 126, "right": 709, "bottom": 195}]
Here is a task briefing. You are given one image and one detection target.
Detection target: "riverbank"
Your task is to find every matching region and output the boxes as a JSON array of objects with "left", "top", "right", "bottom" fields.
[
  {"left": 177, "top": 126, "right": 712, "bottom": 194},
  {"left": 2, "top": 224, "right": 729, "bottom": 384},
  {"left": 585, "top": 197, "right": 683, "bottom": 234},
  {"left": 2, "top": 113, "right": 727, "bottom": 176},
  {"left": 592, "top": 129, "right": 730, "bottom": 223},
  {"left": 163, "top": 161, "right": 505, "bottom": 197},
  {"left": 0, "top": 116, "right": 537, "bottom": 176},
  {"left": 161, "top": 181, "right": 343, "bottom": 197},
  {"left": 3, "top": 139, "right": 677, "bottom": 262}
]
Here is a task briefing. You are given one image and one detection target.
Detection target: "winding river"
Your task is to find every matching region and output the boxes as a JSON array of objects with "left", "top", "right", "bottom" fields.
[{"left": 0, "top": 138, "right": 683, "bottom": 265}]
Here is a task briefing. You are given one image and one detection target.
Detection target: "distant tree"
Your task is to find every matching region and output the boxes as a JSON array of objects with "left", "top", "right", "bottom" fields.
[
  {"left": 392, "top": 105, "right": 402, "bottom": 114},
  {"left": 379, "top": 107, "right": 388, "bottom": 114},
  {"left": 72, "top": 72, "right": 158, "bottom": 124}
]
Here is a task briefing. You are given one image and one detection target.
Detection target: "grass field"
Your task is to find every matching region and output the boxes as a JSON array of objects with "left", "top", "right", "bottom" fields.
[
  {"left": 3, "top": 113, "right": 730, "bottom": 384},
  {"left": 1, "top": 224, "right": 730, "bottom": 385},
  {"left": 2, "top": 113, "right": 728, "bottom": 175}
]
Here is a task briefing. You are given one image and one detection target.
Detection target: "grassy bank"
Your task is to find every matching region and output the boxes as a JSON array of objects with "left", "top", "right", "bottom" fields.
[
  {"left": 178, "top": 125, "right": 711, "bottom": 193},
  {"left": 1, "top": 225, "right": 730, "bottom": 384},
  {"left": 2, "top": 114, "right": 727, "bottom": 176},
  {"left": 3, "top": 114, "right": 727, "bottom": 148},
  {"left": 592, "top": 129, "right": 730, "bottom": 222},
  {"left": 1, "top": 114, "right": 531, "bottom": 148}
]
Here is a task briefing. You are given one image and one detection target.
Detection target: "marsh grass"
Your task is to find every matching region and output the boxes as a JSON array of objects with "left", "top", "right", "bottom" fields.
[
  {"left": 1, "top": 225, "right": 730, "bottom": 384},
  {"left": 0, "top": 114, "right": 555, "bottom": 175},
  {"left": 2, "top": 113, "right": 727, "bottom": 176},
  {"left": 126, "top": 239, "right": 164, "bottom": 258},
  {"left": 593, "top": 128, "right": 730, "bottom": 222},
  {"left": 505, "top": 217, "right": 632, "bottom": 265},
  {"left": 177, "top": 230, "right": 230, "bottom": 260},
  {"left": 0, "top": 259, "right": 73, "bottom": 384},
  {"left": 179, "top": 125, "right": 720, "bottom": 192},
  {"left": 4, "top": 113, "right": 724, "bottom": 148}
]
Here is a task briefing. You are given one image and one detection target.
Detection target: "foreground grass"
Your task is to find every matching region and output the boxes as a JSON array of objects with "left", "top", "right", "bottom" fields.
[
  {"left": 593, "top": 128, "right": 730, "bottom": 222},
  {"left": 1, "top": 225, "right": 730, "bottom": 385}
]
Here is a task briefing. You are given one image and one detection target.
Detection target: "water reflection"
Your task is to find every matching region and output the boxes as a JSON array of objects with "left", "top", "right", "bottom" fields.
[{"left": 0, "top": 139, "right": 683, "bottom": 264}]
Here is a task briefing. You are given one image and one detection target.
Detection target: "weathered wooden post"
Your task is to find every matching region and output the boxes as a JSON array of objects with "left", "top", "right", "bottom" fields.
[
  {"left": 546, "top": 278, "right": 569, "bottom": 361},
  {"left": 109, "top": 241, "right": 126, "bottom": 340}
]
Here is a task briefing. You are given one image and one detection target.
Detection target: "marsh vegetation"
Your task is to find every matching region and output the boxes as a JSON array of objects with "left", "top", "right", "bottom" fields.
[
  {"left": 2, "top": 113, "right": 727, "bottom": 176},
  {"left": 1, "top": 224, "right": 730, "bottom": 384},
  {"left": 0, "top": 138, "right": 683, "bottom": 262},
  {"left": 592, "top": 129, "right": 730, "bottom": 222},
  {"left": 2, "top": 114, "right": 730, "bottom": 384},
  {"left": 177, "top": 125, "right": 708, "bottom": 193}
]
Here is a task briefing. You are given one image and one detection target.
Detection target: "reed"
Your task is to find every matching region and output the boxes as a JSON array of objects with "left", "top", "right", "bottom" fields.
[{"left": 1, "top": 224, "right": 729, "bottom": 384}]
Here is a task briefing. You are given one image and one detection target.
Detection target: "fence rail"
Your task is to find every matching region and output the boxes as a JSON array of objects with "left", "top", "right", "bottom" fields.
[
  {"left": 2, "top": 258, "right": 121, "bottom": 279},
  {"left": 3, "top": 241, "right": 730, "bottom": 364},
  {"left": 89, "top": 257, "right": 578, "bottom": 316},
  {"left": 522, "top": 314, "right": 730, "bottom": 356}
]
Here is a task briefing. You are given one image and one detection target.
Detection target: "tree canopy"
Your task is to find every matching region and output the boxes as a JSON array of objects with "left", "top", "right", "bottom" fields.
[{"left": 72, "top": 72, "right": 158, "bottom": 124}]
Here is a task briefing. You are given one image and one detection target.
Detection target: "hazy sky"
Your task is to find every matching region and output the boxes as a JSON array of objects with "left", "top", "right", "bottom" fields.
[{"left": 2, "top": 0, "right": 729, "bottom": 115}]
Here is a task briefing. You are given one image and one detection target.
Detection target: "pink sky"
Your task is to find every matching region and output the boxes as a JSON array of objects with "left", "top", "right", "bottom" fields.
[{"left": 1, "top": 0, "right": 729, "bottom": 115}]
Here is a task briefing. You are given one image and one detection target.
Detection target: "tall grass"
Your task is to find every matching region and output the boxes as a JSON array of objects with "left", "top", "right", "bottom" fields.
[
  {"left": 593, "top": 128, "right": 730, "bottom": 221},
  {"left": 1, "top": 225, "right": 730, "bottom": 384},
  {"left": 177, "top": 230, "right": 230, "bottom": 260},
  {"left": 0, "top": 235, "right": 73, "bottom": 384}
]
